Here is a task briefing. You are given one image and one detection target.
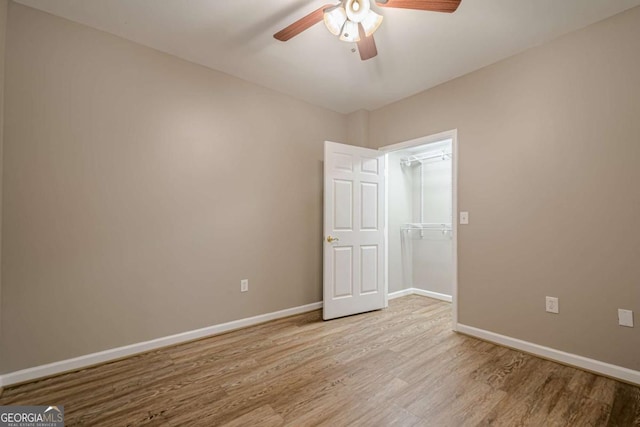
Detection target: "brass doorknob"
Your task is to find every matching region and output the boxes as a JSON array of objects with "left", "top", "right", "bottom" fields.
[{"left": 326, "top": 236, "right": 339, "bottom": 243}]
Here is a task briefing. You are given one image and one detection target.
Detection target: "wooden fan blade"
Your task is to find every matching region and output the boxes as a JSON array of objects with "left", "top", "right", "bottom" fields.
[
  {"left": 357, "top": 24, "right": 378, "bottom": 61},
  {"left": 274, "top": 4, "right": 336, "bottom": 41},
  {"left": 375, "top": 0, "right": 461, "bottom": 13}
]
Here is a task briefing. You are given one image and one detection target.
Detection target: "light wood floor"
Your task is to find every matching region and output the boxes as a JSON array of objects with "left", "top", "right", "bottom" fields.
[{"left": 1, "top": 295, "right": 639, "bottom": 426}]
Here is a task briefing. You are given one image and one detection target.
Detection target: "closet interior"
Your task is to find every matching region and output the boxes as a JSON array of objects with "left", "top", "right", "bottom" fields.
[{"left": 387, "top": 139, "right": 454, "bottom": 299}]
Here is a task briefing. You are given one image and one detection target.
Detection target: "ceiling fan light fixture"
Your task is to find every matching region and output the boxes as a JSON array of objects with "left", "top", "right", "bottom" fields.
[
  {"left": 360, "top": 10, "right": 383, "bottom": 37},
  {"left": 345, "top": 0, "right": 370, "bottom": 23},
  {"left": 323, "top": 5, "right": 347, "bottom": 36},
  {"left": 339, "top": 19, "right": 361, "bottom": 42}
]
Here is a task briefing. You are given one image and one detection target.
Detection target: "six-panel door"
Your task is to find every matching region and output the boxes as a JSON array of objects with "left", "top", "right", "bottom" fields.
[{"left": 323, "top": 141, "right": 386, "bottom": 320}]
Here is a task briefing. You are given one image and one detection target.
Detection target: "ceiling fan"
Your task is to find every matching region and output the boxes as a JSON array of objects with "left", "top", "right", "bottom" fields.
[{"left": 274, "top": 0, "right": 461, "bottom": 61}]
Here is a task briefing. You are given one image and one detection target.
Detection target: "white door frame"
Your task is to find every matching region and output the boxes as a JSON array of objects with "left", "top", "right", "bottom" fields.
[{"left": 378, "top": 129, "right": 459, "bottom": 331}]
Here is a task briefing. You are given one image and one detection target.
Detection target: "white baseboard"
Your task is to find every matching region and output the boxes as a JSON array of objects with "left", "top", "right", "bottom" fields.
[
  {"left": 388, "top": 288, "right": 414, "bottom": 300},
  {"left": 457, "top": 324, "right": 640, "bottom": 386},
  {"left": 0, "top": 301, "right": 323, "bottom": 388},
  {"left": 388, "top": 287, "right": 452, "bottom": 302},
  {"left": 411, "top": 288, "right": 452, "bottom": 302}
]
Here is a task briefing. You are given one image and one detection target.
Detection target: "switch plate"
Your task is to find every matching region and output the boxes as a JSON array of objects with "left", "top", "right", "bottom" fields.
[
  {"left": 459, "top": 211, "right": 469, "bottom": 225},
  {"left": 618, "top": 309, "right": 634, "bottom": 327},
  {"left": 241, "top": 279, "right": 249, "bottom": 293},
  {"left": 546, "top": 296, "right": 559, "bottom": 314}
]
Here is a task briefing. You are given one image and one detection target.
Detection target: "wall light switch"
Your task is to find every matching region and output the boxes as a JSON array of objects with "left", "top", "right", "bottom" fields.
[
  {"left": 241, "top": 279, "right": 249, "bottom": 293},
  {"left": 459, "top": 211, "right": 469, "bottom": 225},
  {"left": 618, "top": 309, "right": 634, "bottom": 327},
  {"left": 546, "top": 296, "right": 559, "bottom": 314}
]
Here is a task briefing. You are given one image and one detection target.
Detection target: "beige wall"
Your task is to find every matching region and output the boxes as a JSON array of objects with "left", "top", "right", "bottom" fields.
[
  {"left": 369, "top": 7, "right": 640, "bottom": 370},
  {"left": 0, "top": 0, "right": 7, "bottom": 363},
  {"left": 2, "top": 1, "right": 639, "bottom": 377},
  {"left": 0, "top": 3, "right": 348, "bottom": 373},
  {"left": 346, "top": 109, "right": 369, "bottom": 147}
]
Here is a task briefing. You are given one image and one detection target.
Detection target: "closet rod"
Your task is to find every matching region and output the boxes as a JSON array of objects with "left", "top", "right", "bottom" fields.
[{"left": 401, "top": 151, "right": 452, "bottom": 166}]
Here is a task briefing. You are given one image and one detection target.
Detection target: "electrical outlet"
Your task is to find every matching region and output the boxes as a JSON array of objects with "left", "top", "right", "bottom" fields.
[
  {"left": 240, "top": 279, "right": 249, "bottom": 293},
  {"left": 546, "top": 296, "right": 559, "bottom": 314},
  {"left": 618, "top": 309, "right": 634, "bottom": 327},
  {"left": 459, "top": 211, "right": 469, "bottom": 225}
]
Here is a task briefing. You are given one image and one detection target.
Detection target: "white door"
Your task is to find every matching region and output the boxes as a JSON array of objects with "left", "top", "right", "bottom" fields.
[{"left": 323, "top": 141, "right": 386, "bottom": 320}]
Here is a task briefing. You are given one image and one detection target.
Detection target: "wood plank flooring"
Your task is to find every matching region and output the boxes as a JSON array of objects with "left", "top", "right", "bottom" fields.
[{"left": 1, "top": 295, "right": 639, "bottom": 426}]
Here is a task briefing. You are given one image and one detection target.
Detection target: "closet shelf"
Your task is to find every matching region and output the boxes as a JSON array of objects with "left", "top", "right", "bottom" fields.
[{"left": 401, "top": 223, "right": 452, "bottom": 231}]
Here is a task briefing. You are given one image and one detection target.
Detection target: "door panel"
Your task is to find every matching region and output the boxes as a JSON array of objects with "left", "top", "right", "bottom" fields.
[
  {"left": 333, "top": 246, "right": 354, "bottom": 298},
  {"left": 361, "top": 157, "right": 379, "bottom": 174},
  {"left": 361, "top": 182, "right": 378, "bottom": 229},
  {"left": 333, "top": 180, "right": 353, "bottom": 230},
  {"left": 360, "top": 245, "right": 378, "bottom": 294},
  {"left": 323, "top": 141, "right": 386, "bottom": 320}
]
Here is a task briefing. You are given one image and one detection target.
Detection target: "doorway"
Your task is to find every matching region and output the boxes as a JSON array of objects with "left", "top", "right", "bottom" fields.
[{"left": 379, "top": 130, "right": 458, "bottom": 330}]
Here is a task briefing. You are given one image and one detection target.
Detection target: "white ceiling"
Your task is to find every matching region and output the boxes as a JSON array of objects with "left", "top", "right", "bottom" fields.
[{"left": 15, "top": 0, "right": 640, "bottom": 113}]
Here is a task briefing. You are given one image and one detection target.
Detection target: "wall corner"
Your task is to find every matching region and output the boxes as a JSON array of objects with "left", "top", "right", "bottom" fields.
[{"left": 346, "top": 109, "right": 370, "bottom": 148}]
